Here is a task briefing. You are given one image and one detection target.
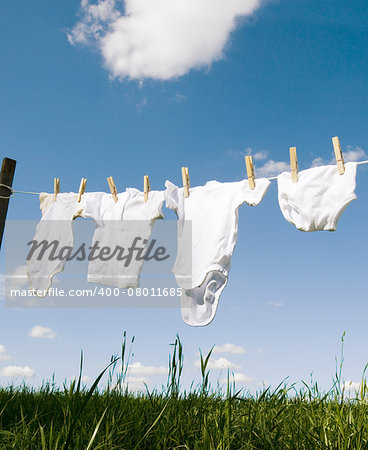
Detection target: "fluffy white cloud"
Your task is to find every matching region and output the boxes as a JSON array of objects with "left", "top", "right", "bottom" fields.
[
  {"left": 29, "top": 326, "right": 56, "bottom": 339},
  {"left": 125, "top": 375, "right": 150, "bottom": 391},
  {"left": 221, "top": 372, "right": 253, "bottom": 384},
  {"left": 253, "top": 151, "right": 268, "bottom": 161},
  {"left": 0, "top": 366, "right": 35, "bottom": 378},
  {"left": 256, "top": 160, "right": 290, "bottom": 177},
  {"left": 245, "top": 148, "right": 268, "bottom": 161},
  {"left": 311, "top": 157, "right": 324, "bottom": 168},
  {"left": 195, "top": 357, "right": 241, "bottom": 370},
  {"left": 343, "top": 146, "right": 367, "bottom": 163},
  {"left": 343, "top": 380, "right": 362, "bottom": 392},
  {"left": 312, "top": 146, "right": 367, "bottom": 167},
  {"left": 0, "top": 273, "right": 5, "bottom": 299},
  {"left": 128, "top": 361, "right": 168, "bottom": 376},
  {"left": 68, "top": 0, "right": 262, "bottom": 80},
  {"left": 213, "top": 343, "right": 246, "bottom": 355},
  {"left": 5, "top": 265, "right": 28, "bottom": 292},
  {"left": 0, "top": 344, "right": 10, "bottom": 361}
]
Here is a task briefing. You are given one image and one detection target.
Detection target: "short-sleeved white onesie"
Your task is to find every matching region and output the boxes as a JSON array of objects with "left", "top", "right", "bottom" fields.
[
  {"left": 83, "top": 189, "right": 165, "bottom": 288},
  {"left": 165, "top": 178, "right": 270, "bottom": 326},
  {"left": 27, "top": 193, "right": 85, "bottom": 296}
]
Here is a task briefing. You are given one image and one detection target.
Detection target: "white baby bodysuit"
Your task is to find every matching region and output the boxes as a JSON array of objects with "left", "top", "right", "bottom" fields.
[
  {"left": 165, "top": 178, "right": 271, "bottom": 327},
  {"left": 27, "top": 193, "right": 85, "bottom": 296},
  {"left": 83, "top": 189, "right": 165, "bottom": 288},
  {"left": 277, "top": 162, "right": 357, "bottom": 232}
]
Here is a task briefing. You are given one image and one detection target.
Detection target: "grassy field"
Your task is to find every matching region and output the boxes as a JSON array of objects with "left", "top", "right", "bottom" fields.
[{"left": 1, "top": 333, "right": 368, "bottom": 449}]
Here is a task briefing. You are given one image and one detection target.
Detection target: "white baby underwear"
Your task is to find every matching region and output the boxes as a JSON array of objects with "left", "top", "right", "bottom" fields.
[
  {"left": 27, "top": 193, "right": 85, "bottom": 296},
  {"left": 165, "top": 178, "right": 271, "bottom": 327},
  {"left": 277, "top": 162, "right": 357, "bottom": 232},
  {"left": 82, "top": 189, "right": 165, "bottom": 288}
]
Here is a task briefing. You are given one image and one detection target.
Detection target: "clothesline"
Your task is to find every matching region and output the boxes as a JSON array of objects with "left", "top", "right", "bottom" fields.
[
  {"left": 1, "top": 159, "right": 368, "bottom": 199},
  {"left": 24, "top": 160, "right": 364, "bottom": 326},
  {"left": 267, "top": 159, "right": 368, "bottom": 180}
]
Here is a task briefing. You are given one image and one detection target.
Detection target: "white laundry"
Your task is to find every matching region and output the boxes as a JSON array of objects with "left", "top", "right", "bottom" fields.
[
  {"left": 27, "top": 193, "right": 85, "bottom": 296},
  {"left": 83, "top": 189, "right": 165, "bottom": 288},
  {"left": 165, "top": 178, "right": 271, "bottom": 326},
  {"left": 277, "top": 162, "right": 357, "bottom": 232}
]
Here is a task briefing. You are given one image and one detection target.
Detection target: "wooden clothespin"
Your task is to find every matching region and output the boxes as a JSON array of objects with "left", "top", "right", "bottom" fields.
[
  {"left": 289, "top": 147, "right": 298, "bottom": 183},
  {"left": 53, "top": 178, "right": 60, "bottom": 201},
  {"left": 181, "top": 167, "right": 190, "bottom": 198},
  {"left": 77, "top": 178, "right": 87, "bottom": 203},
  {"left": 143, "top": 175, "right": 150, "bottom": 203},
  {"left": 332, "top": 136, "right": 345, "bottom": 175},
  {"left": 245, "top": 155, "right": 255, "bottom": 190},
  {"left": 107, "top": 176, "right": 118, "bottom": 203}
]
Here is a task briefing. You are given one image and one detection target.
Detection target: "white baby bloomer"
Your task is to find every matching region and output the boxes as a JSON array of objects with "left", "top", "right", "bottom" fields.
[
  {"left": 277, "top": 162, "right": 357, "bottom": 232},
  {"left": 27, "top": 192, "right": 85, "bottom": 296},
  {"left": 165, "top": 178, "right": 271, "bottom": 327},
  {"left": 83, "top": 189, "right": 165, "bottom": 288}
]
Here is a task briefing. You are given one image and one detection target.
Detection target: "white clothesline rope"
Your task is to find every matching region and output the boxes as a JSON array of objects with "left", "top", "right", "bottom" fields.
[{"left": 1, "top": 159, "right": 368, "bottom": 199}]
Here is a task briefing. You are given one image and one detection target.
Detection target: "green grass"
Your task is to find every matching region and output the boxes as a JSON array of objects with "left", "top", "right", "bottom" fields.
[{"left": 1, "top": 332, "right": 368, "bottom": 449}]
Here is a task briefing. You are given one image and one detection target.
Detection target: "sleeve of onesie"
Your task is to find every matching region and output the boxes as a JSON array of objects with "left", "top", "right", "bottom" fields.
[
  {"left": 234, "top": 178, "right": 271, "bottom": 208},
  {"left": 147, "top": 190, "right": 165, "bottom": 220},
  {"left": 82, "top": 192, "right": 104, "bottom": 222},
  {"left": 39, "top": 193, "right": 55, "bottom": 216},
  {"left": 164, "top": 181, "right": 179, "bottom": 213}
]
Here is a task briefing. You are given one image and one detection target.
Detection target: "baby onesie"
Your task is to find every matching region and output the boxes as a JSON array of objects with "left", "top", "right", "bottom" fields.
[
  {"left": 277, "top": 162, "right": 357, "bottom": 232},
  {"left": 165, "top": 178, "right": 271, "bottom": 327},
  {"left": 83, "top": 189, "right": 165, "bottom": 288},
  {"left": 27, "top": 193, "right": 85, "bottom": 296}
]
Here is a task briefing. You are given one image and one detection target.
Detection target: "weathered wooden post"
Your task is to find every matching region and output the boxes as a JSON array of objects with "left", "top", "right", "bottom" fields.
[{"left": 0, "top": 158, "right": 16, "bottom": 249}]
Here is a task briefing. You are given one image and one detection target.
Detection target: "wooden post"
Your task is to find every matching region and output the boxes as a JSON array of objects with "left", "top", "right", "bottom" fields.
[{"left": 0, "top": 158, "right": 16, "bottom": 249}]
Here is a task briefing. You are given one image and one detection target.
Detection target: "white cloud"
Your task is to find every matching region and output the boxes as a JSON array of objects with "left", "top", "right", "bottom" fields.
[
  {"left": 221, "top": 372, "right": 253, "bottom": 384},
  {"left": 125, "top": 375, "right": 149, "bottom": 391},
  {"left": 311, "top": 146, "right": 367, "bottom": 167},
  {"left": 253, "top": 151, "right": 268, "bottom": 161},
  {"left": 228, "top": 147, "right": 269, "bottom": 161},
  {"left": 0, "top": 366, "right": 35, "bottom": 378},
  {"left": 128, "top": 361, "right": 168, "bottom": 376},
  {"left": 195, "top": 357, "right": 241, "bottom": 370},
  {"left": 245, "top": 148, "right": 268, "bottom": 161},
  {"left": 213, "top": 343, "right": 246, "bottom": 355},
  {"left": 343, "top": 380, "right": 362, "bottom": 392},
  {"left": 256, "top": 160, "right": 290, "bottom": 177},
  {"left": 311, "top": 157, "right": 324, "bottom": 168},
  {"left": 0, "top": 273, "right": 5, "bottom": 299},
  {"left": 268, "top": 301, "right": 283, "bottom": 308},
  {"left": 68, "top": 0, "right": 262, "bottom": 80},
  {"left": 343, "top": 146, "right": 367, "bottom": 163},
  {"left": 29, "top": 326, "right": 56, "bottom": 339},
  {"left": 0, "top": 344, "right": 10, "bottom": 361},
  {"left": 5, "top": 265, "right": 28, "bottom": 292}
]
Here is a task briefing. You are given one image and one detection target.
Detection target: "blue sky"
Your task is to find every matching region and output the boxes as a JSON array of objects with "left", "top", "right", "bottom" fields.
[{"left": 0, "top": 0, "right": 368, "bottom": 394}]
